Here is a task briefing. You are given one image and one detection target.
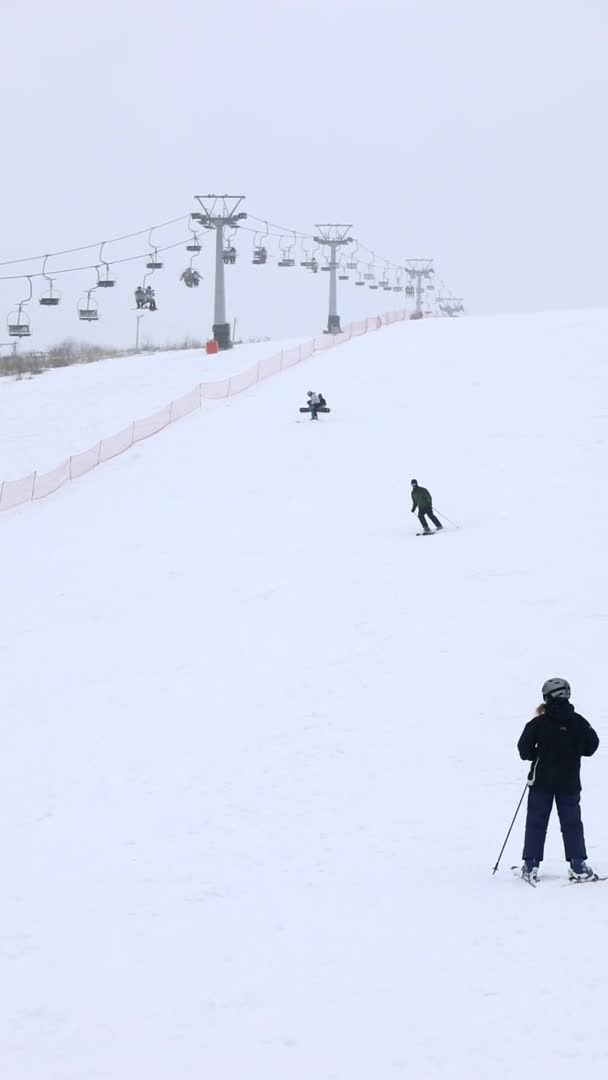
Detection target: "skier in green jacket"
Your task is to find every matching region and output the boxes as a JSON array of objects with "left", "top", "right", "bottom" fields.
[{"left": 411, "top": 479, "right": 443, "bottom": 533}]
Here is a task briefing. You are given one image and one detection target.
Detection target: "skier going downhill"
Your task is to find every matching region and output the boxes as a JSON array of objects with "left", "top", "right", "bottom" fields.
[
  {"left": 517, "top": 678, "right": 599, "bottom": 883},
  {"left": 410, "top": 479, "right": 443, "bottom": 533}
]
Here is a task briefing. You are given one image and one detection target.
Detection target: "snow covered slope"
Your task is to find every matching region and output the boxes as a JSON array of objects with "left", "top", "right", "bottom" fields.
[
  {"left": 2, "top": 308, "right": 608, "bottom": 1079},
  {"left": 0, "top": 340, "right": 295, "bottom": 477}
]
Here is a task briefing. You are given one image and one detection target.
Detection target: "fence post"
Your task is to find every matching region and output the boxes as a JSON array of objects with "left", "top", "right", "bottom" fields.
[
  {"left": 96, "top": 441, "right": 102, "bottom": 465},
  {"left": 31, "top": 472, "right": 37, "bottom": 500},
  {"left": 169, "top": 400, "right": 174, "bottom": 423},
  {"left": 280, "top": 351, "right": 285, "bottom": 371}
]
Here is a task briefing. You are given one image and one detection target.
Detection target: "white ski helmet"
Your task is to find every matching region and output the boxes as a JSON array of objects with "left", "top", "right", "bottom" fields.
[{"left": 542, "top": 677, "right": 571, "bottom": 701}]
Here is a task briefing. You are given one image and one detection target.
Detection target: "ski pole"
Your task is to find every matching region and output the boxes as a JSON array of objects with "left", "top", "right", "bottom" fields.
[
  {"left": 434, "top": 507, "right": 460, "bottom": 530},
  {"left": 492, "top": 782, "right": 528, "bottom": 874}
]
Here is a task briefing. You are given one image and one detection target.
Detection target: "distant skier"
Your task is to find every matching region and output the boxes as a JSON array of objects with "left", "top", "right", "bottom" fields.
[
  {"left": 517, "top": 678, "right": 599, "bottom": 884},
  {"left": 410, "top": 479, "right": 443, "bottom": 532},
  {"left": 306, "top": 391, "right": 327, "bottom": 421},
  {"left": 135, "top": 286, "right": 145, "bottom": 309}
]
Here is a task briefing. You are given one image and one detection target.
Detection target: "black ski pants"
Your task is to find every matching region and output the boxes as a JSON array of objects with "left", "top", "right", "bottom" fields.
[
  {"left": 522, "top": 789, "right": 587, "bottom": 865},
  {"left": 309, "top": 403, "right": 318, "bottom": 420},
  {"left": 417, "top": 506, "right": 442, "bottom": 530}
]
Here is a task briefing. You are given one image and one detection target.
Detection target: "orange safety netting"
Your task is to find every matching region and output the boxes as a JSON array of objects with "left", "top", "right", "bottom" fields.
[{"left": 0, "top": 308, "right": 410, "bottom": 512}]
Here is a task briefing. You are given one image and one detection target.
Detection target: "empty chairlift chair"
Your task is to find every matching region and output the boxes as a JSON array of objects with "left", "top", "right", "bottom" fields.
[
  {"left": 39, "top": 257, "right": 60, "bottom": 306},
  {"left": 78, "top": 290, "right": 99, "bottom": 321},
  {"left": 8, "top": 277, "right": 33, "bottom": 336},
  {"left": 277, "top": 233, "right": 296, "bottom": 268},
  {"left": 97, "top": 243, "right": 116, "bottom": 288},
  {"left": 7, "top": 305, "right": 31, "bottom": 337}
]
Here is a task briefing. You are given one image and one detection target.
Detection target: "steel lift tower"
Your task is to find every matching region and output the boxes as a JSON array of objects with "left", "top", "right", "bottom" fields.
[
  {"left": 405, "top": 259, "right": 435, "bottom": 319},
  {"left": 314, "top": 224, "right": 353, "bottom": 334},
  {"left": 192, "top": 194, "right": 246, "bottom": 350}
]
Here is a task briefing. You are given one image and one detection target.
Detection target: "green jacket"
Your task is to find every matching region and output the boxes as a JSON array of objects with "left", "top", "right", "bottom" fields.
[{"left": 411, "top": 485, "right": 432, "bottom": 510}]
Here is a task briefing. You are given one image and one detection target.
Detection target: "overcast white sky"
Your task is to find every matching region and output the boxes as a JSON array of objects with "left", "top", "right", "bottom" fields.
[{"left": 1, "top": 0, "right": 606, "bottom": 349}]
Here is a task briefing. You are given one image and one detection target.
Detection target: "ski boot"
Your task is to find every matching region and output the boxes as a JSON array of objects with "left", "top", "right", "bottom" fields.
[
  {"left": 522, "top": 860, "right": 539, "bottom": 884},
  {"left": 568, "top": 860, "right": 597, "bottom": 882}
]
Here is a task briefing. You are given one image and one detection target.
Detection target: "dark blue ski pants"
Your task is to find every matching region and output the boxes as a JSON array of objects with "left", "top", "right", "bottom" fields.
[{"left": 523, "top": 789, "right": 587, "bottom": 864}]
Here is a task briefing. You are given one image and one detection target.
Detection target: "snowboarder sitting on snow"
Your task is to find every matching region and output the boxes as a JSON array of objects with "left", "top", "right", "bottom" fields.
[
  {"left": 517, "top": 678, "right": 599, "bottom": 884},
  {"left": 410, "top": 479, "right": 443, "bottom": 532},
  {"left": 135, "top": 286, "right": 145, "bottom": 309},
  {"left": 306, "top": 391, "right": 327, "bottom": 421}
]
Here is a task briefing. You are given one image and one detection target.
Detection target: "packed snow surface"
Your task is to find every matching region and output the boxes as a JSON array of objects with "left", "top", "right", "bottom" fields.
[
  {"left": 2, "top": 309, "right": 608, "bottom": 1079},
  {"left": 0, "top": 340, "right": 296, "bottom": 477}
]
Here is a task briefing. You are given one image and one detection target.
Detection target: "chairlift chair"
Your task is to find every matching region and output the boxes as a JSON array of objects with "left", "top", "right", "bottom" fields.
[
  {"left": 253, "top": 224, "right": 269, "bottom": 264},
  {"left": 278, "top": 233, "right": 296, "bottom": 268},
  {"left": 8, "top": 306, "right": 31, "bottom": 337},
  {"left": 78, "top": 292, "right": 99, "bottom": 321},
  {"left": 97, "top": 244, "right": 116, "bottom": 287},
  {"left": 346, "top": 258, "right": 358, "bottom": 270},
  {"left": 355, "top": 273, "right": 365, "bottom": 286},
  {"left": 39, "top": 257, "right": 61, "bottom": 306},
  {"left": 39, "top": 282, "right": 60, "bottom": 306},
  {"left": 97, "top": 266, "right": 116, "bottom": 288},
  {"left": 186, "top": 224, "right": 202, "bottom": 254}
]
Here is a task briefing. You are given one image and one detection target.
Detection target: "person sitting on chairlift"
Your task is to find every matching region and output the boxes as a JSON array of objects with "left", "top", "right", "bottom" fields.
[
  {"left": 181, "top": 268, "right": 201, "bottom": 288},
  {"left": 135, "top": 286, "right": 145, "bottom": 309},
  {"left": 144, "top": 286, "right": 157, "bottom": 312}
]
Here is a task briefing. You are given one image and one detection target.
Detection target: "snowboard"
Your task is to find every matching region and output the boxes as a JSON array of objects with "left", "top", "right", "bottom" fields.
[{"left": 299, "top": 406, "right": 331, "bottom": 413}]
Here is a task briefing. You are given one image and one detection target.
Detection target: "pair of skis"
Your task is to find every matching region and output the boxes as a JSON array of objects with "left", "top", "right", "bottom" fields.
[{"left": 511, "top": 865, "right": 606, "bottom": 888}]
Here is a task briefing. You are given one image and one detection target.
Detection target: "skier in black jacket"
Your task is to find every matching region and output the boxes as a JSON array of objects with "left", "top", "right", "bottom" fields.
[
  {"left": 410, "top": 479, "right": 443, "bottom": 533},
  {"left": 517, "top": 677, "right": 599, "bottom": 883}
]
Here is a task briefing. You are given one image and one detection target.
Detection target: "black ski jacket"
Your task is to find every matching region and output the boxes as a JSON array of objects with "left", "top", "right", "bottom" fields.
[
  {"left": 517, "top": 699, "right": 599, "bottom": 794},
  {"left": 411, "top": 485, "right": 432, "bottom": 511}
]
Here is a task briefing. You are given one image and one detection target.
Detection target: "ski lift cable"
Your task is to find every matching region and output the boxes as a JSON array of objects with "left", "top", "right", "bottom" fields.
[
  {"left": 0, "top": 237, "right": 191, "bottom": 282},
  {"left": 0, "top": 213, "right": 192, "bottom": 269}
]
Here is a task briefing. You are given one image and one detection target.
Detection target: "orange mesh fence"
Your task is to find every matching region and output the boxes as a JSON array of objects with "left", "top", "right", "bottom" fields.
[{"left": 1, "top": 308, "right": 409, "bottom": 511}]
